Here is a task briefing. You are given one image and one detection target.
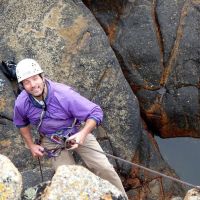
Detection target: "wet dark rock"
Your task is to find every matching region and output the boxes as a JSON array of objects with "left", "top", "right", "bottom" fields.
[{"left": 83, "top": 0, "right": 200, "bottom": 138}]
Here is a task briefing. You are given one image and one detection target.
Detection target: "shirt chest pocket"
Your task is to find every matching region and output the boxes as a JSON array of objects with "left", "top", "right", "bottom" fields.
[
  {"left": 27, "top": 108, "right": 42, "bottom": 126},
  {"left": 45, "top": 107, "right": 71, "bottom": 120}
]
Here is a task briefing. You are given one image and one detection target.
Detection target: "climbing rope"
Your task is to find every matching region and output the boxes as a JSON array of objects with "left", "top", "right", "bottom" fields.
[
  {"left": 74, "top": 141, "right": 200, "bottom": 190},
  {"left": 39, "top": 139, "right": 200, "bottom": 190}
]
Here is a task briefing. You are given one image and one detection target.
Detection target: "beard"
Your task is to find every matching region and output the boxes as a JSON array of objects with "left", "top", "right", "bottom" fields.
[{"left": 33, "top": 93, "right": 43, "bottom": 98}]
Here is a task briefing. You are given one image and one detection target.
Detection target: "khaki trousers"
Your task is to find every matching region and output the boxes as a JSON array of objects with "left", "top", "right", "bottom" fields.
[{"left": 42, "top": 133, "right": 127, "bottom": 198}]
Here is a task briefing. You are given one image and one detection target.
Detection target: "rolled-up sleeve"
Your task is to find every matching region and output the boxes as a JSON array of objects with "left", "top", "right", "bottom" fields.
[{"left": 13, "top": 103, "right": 30, "bottom": 128}]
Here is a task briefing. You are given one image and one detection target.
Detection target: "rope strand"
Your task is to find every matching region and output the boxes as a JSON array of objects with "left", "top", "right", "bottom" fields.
[
  {"left": 75, "top": 142, "right": 200, "bottom": 190},
  {"left": 40, "top": 138, "right": 200, "bottom": 190}
]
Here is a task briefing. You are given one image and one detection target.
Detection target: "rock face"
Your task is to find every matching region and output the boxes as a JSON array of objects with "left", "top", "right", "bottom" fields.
[
  {"left": 0, "top": 0, "right": 141, "bottom": 171},
  {"left": 0, "top": 154, "right": 22, "bottom": 200},
  {"left": 41, "top": 165, "right": 126, "bottom": 200},
  {"left": 83, "top": 0, "right": 200, "bottom": 138},
  {"left": 0, "top": 0, "right": 189, "bottom": 199}
]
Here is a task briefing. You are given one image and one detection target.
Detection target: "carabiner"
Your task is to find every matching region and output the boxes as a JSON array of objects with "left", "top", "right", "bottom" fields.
[{"left": 50, "top": 134, "right": 63, "bottom": 144}]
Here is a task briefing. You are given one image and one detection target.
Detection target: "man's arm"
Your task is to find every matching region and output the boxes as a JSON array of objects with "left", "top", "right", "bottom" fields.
[{"left": 20, "top": 125, "right": 44, "bottom": 157}]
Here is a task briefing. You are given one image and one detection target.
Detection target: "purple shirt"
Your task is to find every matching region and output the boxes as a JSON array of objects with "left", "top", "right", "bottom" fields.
[{"left": 13, "top": 79, "right": 103, "bottom": 135}]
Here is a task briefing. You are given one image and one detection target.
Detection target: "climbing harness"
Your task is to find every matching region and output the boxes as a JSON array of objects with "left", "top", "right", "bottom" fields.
[
  {"left": 36, "top": 118, "right": 80, "bottom": 157},
  {"left": 42, "top": 118, "right": 80, "bottom": 146}
]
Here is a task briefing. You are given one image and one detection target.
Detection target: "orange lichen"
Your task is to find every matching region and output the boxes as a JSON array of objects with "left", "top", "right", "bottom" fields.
[
  {"left": 100, "top": 193, "right": 113, "bottom": 200},
  {"left": 160, "top": 125, "right": 199, "bottom": 138},
  {"left": 106, "top": 21, "right": 117, "bottom": 45},
  {"left": 0, "top": 99, "right": 6, "bottom": 110},
  {"left": 0, "top": 140, "right": 12, "bottom": 148},
  {"left": 160, "top": 1, "right": 190, "bottom": 86},
  {"left": 145, "top": 101, "right": 199, "bottom": 137}
]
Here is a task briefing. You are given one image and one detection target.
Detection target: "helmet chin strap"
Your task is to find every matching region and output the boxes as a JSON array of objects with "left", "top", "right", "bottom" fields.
[
  {"left": 35, "top": 77, "right": 47, "bottom": 136},
  {"left": 41, "top": 79, "right": 47, "bottom": 111}
]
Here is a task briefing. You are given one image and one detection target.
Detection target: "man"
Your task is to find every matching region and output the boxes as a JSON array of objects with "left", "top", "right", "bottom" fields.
[{"left": 13, "top": 58, "right": 128, "bottom": 198}]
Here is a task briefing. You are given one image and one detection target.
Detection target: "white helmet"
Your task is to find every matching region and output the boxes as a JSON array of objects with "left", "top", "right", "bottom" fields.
[{"left": 16, "top": 58, "right": 43, "bottom": 83}]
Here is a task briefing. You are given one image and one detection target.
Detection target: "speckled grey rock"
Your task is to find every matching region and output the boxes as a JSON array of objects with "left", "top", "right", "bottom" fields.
[
  {"left": 0, "top": 0, "right": 141, "bottom": 175},
  {"left": 0, "top": 154, "right": 22, "bottom": 200}
]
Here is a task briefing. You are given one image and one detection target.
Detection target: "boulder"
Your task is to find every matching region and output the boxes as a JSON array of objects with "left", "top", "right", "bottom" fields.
[
  {"left": 0, "top": 154, "right": 22, "bottom": 200},
  {"left": 42, "top": 165, "right": 126, "bottom": 200},
  {"left": 184, "top": 188, "right": 200, "bottom": 200}
]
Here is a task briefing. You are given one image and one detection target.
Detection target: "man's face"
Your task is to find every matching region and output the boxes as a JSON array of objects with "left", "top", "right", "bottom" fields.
[{"left": 22, "top": 74, "right": 44, "bottom": 97}]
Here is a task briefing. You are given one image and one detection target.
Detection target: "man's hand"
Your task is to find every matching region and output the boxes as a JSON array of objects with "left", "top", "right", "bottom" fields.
[
  {"left": 67, "top": 130, "right": 87, "bottom": 150},
  {"left": 19, "top": 126, "right": 44, "bottom": 157},
  {"left": 66, "top": 118, "right": 97, "bottom": 150},
  {"left": 29, "top": 144, "right": 44, "bottom": 157}
]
